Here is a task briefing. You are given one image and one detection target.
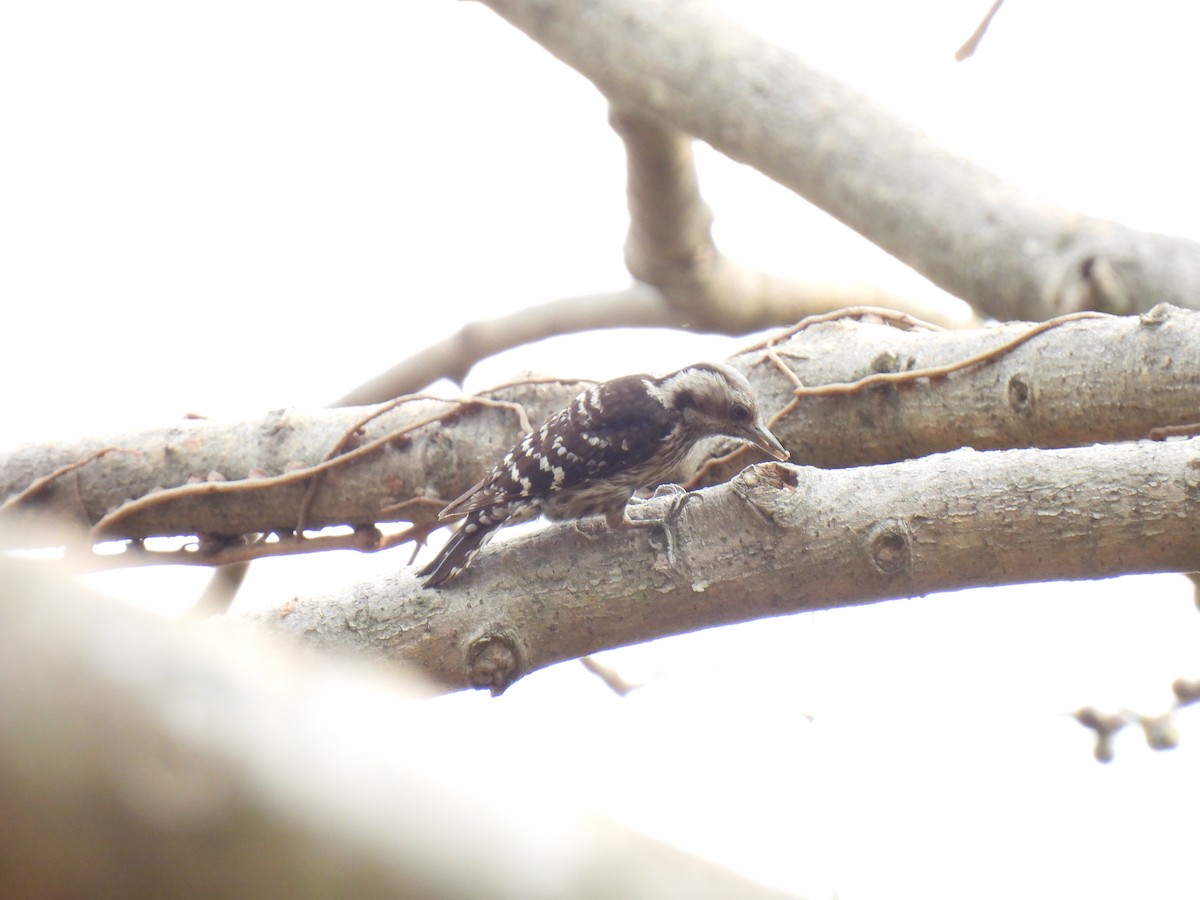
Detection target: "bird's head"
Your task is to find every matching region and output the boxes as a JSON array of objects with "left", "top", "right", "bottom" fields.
[{"left": 656, "top": 363, "right": 789, "bottom": 461}]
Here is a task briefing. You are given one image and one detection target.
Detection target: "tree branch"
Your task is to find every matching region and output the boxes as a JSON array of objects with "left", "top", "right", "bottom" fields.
[
  {"left": 478, "top": 0, "right": 1200, "bottom": 321},
  {"left": 610, "top": 105, "right": 973, "bottom": 333},
  {"left": 339, "top": 92, "right": 983, "bottom": 409},
  {"left": 335, "top": 286, "right": 675, "bottom": 405},
  {"left": 0, "top": 386, "right": 585, "bottom": 547},
  {"left": 0, "top": 554, "right": 793, "bottom": 899},
  {"left": 240, "top": 438, "right": 1200, "bottom": 693},
  {"left": 955, "top": 0, "right": 1006, "bottom": 61},
  {"left": 5, "top": 306, "right": 1200, "bottom": 556},
  {"left": 703, "top": 303, "right": 1200, "bottom": 481}
]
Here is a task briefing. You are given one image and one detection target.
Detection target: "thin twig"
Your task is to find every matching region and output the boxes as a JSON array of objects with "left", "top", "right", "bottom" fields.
[
  {"left": 789, "top": 311, "right": 1108, "bottom": 399},
  {"left": 0, "top": 447, "right": 136, "bottom": 515},
  {"left": 335, "top": 287, "right": 674, "bottom": 405},
  {"left": 74, "top": 526, "right": 385, "bottom": 572},
  {"left": 688, "top": 310, "right": 1109, "bottom": 488},
  {"left": 580, "top": 656, "right": 643, "bottom": 696},
  {"left": 89, "top": 388, "right": 558, "bottom": 542},
  {"left": 1149, "top": 422, "right": 1200, "bottom": 441},
  {"left": 955, "top": 0, "right": 1007, "bottom": 61},
  {"left": 295, "top": 393, "right": 438, "bottom": 532},
  {"left": 741, "top": 306, "right": 945, "bottom": 357}
]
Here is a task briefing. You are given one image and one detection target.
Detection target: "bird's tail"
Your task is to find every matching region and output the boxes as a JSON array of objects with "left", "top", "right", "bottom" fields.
[{"left": 418, "top": 517, "right": 497, "bottom": 587}]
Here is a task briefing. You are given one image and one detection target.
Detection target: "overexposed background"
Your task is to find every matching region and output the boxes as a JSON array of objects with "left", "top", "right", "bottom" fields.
[{"left": 3, "top": 2, "right": 1200, "bottom": 897}]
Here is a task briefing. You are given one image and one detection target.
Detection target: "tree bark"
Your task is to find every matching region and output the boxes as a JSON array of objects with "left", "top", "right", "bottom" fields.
[
  {"left": 241, "top": 439, "right": 1200, "bottom": 693},
  {"left": 477, "top": 0, "right": 1200, "bottom": 321},
  {"left": 3, "top": 307, "right": 1199, "bottom": 550}
]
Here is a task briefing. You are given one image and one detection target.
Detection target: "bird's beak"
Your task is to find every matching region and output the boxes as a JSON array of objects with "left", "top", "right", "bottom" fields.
[{"left": 744, "top": 422, "right": 790, "bottom": 461}]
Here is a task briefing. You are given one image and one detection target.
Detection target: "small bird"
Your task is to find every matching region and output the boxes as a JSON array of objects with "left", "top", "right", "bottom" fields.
[{"left": 418, "top": 362, "right": 789, "bottom": 586}]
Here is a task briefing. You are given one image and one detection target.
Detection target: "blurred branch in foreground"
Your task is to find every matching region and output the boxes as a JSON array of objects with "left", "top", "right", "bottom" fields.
[{"left": 0, "top": 553, "right": 795, "bottom": 899}]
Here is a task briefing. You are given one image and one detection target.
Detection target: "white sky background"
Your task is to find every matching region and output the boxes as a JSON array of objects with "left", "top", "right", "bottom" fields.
[{"left": 3, "top": 1, "right": 1200, "bottom": 897}]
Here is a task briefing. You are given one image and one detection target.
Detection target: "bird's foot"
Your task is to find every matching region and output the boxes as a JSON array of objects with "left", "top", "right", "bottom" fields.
[
  {"left": 617, "top": 484, "right": 695, "bottom": 529},
  {"left": 622, "top": 486, "right": 699, "bottom": 573}
]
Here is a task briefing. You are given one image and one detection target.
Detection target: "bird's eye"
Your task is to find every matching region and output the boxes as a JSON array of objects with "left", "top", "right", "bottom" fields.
[{"left": 730, "top": 402, "right": 751, "bottom": 423}]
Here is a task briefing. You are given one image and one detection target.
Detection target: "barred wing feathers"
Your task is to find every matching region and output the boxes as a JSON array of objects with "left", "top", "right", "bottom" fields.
[{"left": 437, "top": 375, "right": 672, "bottom": 521}]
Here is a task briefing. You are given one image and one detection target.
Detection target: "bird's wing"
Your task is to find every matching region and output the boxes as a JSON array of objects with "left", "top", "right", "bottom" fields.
[
  {"left": 437, "top": 376, "right": 670, "bottom": 520},
  {"left": 437, "top": 473, "right": 497, "bottom": 521}
]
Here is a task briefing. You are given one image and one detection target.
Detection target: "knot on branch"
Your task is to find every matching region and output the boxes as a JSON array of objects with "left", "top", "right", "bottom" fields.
[
  {"left": 468, "top": 629, "right": 526, "bottom": 696},
  {"left": 1183, "top": 455, "right": 1200, "bottom": 502},
  {"left": 866, "top": 519, "right": 913, "bottom": 577},
  {"left": 1006, "top": 373, "right": 1035, "bottom": 418},
  {"left": 729, "top": 461, "right": 799, "bottom": 523},
  {"left": 1140, "top": 302, "right": 1178, "bottom": 326},
  {"left": 870, "top": 350, "right": 902, "bottom": 374}
]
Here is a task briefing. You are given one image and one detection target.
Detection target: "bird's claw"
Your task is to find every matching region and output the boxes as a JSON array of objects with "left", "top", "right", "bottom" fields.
[{"left": 621, "top": 484, "right": 697, "bottom": 529}]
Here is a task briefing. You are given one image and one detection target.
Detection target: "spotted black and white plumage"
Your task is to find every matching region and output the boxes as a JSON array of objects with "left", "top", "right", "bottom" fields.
[{"left": 418, "top": 362, "right": 789, "bottom": 586}]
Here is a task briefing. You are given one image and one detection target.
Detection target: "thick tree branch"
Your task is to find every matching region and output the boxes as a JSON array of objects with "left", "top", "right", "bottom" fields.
[
  {"left": 478, "top": 0, "right": 1200, "bottom": 321},
  {"left": 339, "top": 110, "right": 972, "bottom": 409},
  {"left": 336, "top": 279, "right": 959, "bottom": 409},
  {"left": 610, "top": 106, "right": 970, "bottom": 332},
  {"left": 241, "top": 439, "right": 1200, "bottom": 693},
  {"left": 749, "top": 303, "right": 1199, "bottom": 469},
  {"left": 4, "top": 306, "right": 1200, "bottom": 556},
  {"left": 0, "top": 556, "right": 793, "bottom": 899},
  {"left": 0, "top": 387, "right": 584, "bottom": 547}
]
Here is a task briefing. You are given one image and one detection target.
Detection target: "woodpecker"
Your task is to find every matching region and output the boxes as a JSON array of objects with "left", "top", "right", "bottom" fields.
[{"left": 418, "top": 362, "right": 788, "bottom": 586}]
